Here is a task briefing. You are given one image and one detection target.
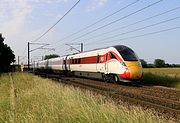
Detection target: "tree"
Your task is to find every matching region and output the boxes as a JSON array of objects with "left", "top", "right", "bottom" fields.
[
  {"left": 0, "top": 33, "right": 15, "bottom": 72},
  {"left": 44, "top": 54, "right": 59, "bottom": 60},
  {"left": 154, "top": 59, "right": 165, "bottom": 68},
  {"left": 140, "top": 59, "right": 147, "bottom": 68}
]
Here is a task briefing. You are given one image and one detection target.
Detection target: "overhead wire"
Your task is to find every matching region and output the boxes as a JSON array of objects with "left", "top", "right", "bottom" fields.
[
  {"left": 65, "top": 0, "right": 164, "bottom": 44},
  {"left": 31, "top": 0, "right": 80, "bottom": 43},
  {"left": 54, "top": 6, "right": 180, "bottom": 53},
  {"left": 21, "top": 0, "right": 80, "bottom": 63},
  {"left": 54, "top": 0, "right": 141, "bottom": 43},
  {"left": 86, "top": 26, "right": 180, "bottom": 45},
  {"left": 31, "top": 0, "right": 179, "bottom": 57},
  {"left": 85, "top": 16, "right": 180, "bottom": 44},
  {"left": 81, "top": 7, "right": 180, "bottom": 42}
]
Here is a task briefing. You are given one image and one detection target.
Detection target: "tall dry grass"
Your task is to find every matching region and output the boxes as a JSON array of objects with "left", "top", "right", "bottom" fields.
[
  {"left": 0, "top": 73, "right": 176, "bottom": 123},
  {"left": 0, "top": 73, "right": 11, "bottom": 123}
]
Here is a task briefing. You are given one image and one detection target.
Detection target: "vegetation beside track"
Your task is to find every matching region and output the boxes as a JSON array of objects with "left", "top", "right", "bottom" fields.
[
  {"left": 0, "top": 73, "right": 176, "bottom": 123},
  {"left": 142, "top": 68, "right": 180, "bottom": 88},
  {"left": 0, "top": 74, "right": 11, "bottom": 122}
]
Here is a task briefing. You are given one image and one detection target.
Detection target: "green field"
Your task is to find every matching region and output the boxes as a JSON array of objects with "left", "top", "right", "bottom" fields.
[
  {"left": 142, "top": 68, "right": 180, "bottom": 88},
  {"left": 0, "top": 73, "right": 176, "bottom": 123}
]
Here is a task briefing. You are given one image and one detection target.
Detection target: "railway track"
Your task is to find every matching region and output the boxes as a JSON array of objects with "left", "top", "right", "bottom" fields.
[{"left": 34, "top": 72, "right": 180, "bottom": 119}]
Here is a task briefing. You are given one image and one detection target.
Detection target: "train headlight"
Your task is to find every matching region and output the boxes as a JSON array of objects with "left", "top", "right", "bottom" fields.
[{"left": 120, "top": 61, "right": 126, "bottom": 67}]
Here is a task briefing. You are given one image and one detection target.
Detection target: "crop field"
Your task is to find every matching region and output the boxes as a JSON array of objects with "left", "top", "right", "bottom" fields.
[
  {"left": 0, "top": 73, "right": 176, "bottom": 123},
  {"left": 142, "top": 68, "right": 180, "bottom": 88},
  {"left": 143, "top": 68, "right": 180, "bottom": 77}
]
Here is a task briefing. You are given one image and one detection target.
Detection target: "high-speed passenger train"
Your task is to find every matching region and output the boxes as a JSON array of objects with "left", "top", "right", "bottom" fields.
[{"left": 33, "top": 45, "right": 143, "bottom": 82}]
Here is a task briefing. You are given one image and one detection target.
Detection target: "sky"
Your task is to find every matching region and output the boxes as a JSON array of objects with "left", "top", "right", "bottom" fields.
[{"left": 0, "top": 0, "right": 180, "bottom": 64}]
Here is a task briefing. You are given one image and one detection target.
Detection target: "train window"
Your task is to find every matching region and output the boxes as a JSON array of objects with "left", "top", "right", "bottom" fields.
[
  {"left": 75, "top": 59, "right": 77, "bottom": 64},
  {"left": 72, "top": 59, "right": 74, "bottom": 64},
  {"left": 78, "top": 58, "right": 81, "bottom": 64},
  {"left": 115, "top": 45, "right": 138, "bottom": 61},
  {"left": 110, "top": 52, "right": 117, "bottom": 59}
]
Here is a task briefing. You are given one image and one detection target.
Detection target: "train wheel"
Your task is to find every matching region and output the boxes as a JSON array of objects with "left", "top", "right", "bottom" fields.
[
  {"left": 108, "top": 74, "right": 115, "bottom": 83},
  {"left": 102, "top": 74, "right": 109, "bottom": 82},
  {"left": 114, "top": 75, "right": 119, "bottom": 82},
  {"left": 103, "top": 74, "right": 118, "bottom": 83},
  {"left": 109, "top": 74, "right": 119, "bottom": 83}
]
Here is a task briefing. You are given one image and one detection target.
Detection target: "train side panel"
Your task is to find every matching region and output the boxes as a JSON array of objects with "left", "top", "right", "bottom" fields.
[{"left": 69, "top": 49, "right": 107, "bottom": 73}]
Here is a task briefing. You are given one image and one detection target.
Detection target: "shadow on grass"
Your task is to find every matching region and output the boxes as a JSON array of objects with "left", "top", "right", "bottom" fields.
[{"left": 141, "top": 73, "right": 180, "bottom": 88}]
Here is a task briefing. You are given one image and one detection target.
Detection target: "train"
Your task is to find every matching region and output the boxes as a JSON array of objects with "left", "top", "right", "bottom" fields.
[{"left": 32, "top": 45, "right": 143, "bottom": 82}]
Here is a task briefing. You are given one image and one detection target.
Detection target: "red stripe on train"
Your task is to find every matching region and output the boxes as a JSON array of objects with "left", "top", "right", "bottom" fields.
[{"left": 69, "top": 51, "right": 122, "bottom": 64}]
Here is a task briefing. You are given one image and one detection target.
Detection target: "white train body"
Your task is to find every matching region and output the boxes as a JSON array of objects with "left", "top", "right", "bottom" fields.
[{"left": 33, "top": 45, "right": 143, "bottom": 82}]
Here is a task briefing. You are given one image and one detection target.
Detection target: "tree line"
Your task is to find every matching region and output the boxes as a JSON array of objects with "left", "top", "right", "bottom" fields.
[
  {"left": 140, "top": 59, "right": 180, "bottom": 68},
  {"left": 0, "top": 33, "right": 15, "bottom": 72}
]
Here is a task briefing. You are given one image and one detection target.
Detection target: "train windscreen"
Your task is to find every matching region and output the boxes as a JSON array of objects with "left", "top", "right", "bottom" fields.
[{"left": 115, "top": 45, "right": 138, "bottom": 61}]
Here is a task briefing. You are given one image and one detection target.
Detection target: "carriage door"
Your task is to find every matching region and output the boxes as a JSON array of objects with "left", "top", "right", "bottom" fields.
[
  {"left": 105, "top": 53, "right": 108, "bottom": 73},
  {"left": 62, "top": 58, "right": 65, "bottom": 70},
  {"left": 96, "top": 54, "right": 100, "bottom": 72},
  {"left": 67, "top": 58, "right": 70, "bottom": 70}
]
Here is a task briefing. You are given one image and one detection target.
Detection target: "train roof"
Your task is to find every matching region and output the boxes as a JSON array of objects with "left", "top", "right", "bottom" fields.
[
  {"left": 58, "top": 45, "right": 128, "bottom": 56},
  {"left": 40, "top": 45, "right": 128, "bottom": 60},
  {"left": 72, "top": 45, "right": 127, "bottom": 54},
  {"left": 32, "top": 45, "right": 131, "bottom": 63}
]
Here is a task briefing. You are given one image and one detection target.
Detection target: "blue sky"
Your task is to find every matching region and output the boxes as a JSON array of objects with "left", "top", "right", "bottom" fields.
[{"left": 0, "top": 0, "right": 180, "bottom": 64}]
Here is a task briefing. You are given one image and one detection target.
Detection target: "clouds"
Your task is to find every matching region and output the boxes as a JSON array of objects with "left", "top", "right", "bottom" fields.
[
  {"left": 87, "top": 0, "right": 108, "bottom": 11},
  {"left": 0, "top": 0, "right": 68, "bottom": 35},
  {"left": 0, "top": 0, "right": 32, "bottom": 35},
  {"left": 0, "top": 0, "right": 110, "bottom": 59},
  {"left": 0, "top": 0, "right": 108, "bottom": 39},
  {"left": 0, "top": 0, "right": 33, "bottom": 62}
]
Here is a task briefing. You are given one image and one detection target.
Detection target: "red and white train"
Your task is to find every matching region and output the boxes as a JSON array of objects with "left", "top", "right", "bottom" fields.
[{"left": 33, "top": 45, "right": 143, "bottom": 82}]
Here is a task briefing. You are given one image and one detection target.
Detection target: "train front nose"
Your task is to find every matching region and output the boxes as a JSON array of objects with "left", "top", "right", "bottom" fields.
[{"left": 125, "top": 61, "right": 143, "bottom": 80}]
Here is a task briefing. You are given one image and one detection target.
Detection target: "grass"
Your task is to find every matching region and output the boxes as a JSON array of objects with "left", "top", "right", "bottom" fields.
[
  {"left": 0, "top": 72, "right": 177, "bottom": 123},
  {"left": 142, "top": 68, "right": 180, "bottom": 88},
  {"left": 0, "top": 74, "right": 11, "bottom": 123}
]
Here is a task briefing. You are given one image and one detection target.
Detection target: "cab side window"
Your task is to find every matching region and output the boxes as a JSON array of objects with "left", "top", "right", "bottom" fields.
[{"left": 110, "top": 52, "right": 117, "bottom": 59}]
